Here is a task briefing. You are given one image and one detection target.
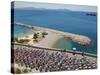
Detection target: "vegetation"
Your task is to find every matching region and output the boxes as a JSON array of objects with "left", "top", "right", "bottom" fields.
[
  {"left": 17, "top": 39, "right": 24, "bottom": 43},
  {"left": 11, "top": 63, "right": 31, "bottom": 74},
  {"left": 22, "top": 68, "right": 31, "bottom": 73},
  {"left": 11, "top": 36, "right": 30, "bottom": 43},
  {"left": 18, "top": 39, "right": 30, "bottom": 43},
  {"left": 33, "top": 33, "right": 38, "bottom": 42},
  {"left": 23, "top": 68, "right": 29, "bottom": 73},
  {"left": 33, "top": 31, "right": 48, "bottom": 42},
  {"left": 15, "top": 67, "right": 22, "bottom": 74},
  {"left": 42, "top": 32, "right": 48, "bottom": 38},
  {"left": 23, "top": 39, "right": 30, "bottom": 43},
  {"left": 12, "top": 31, "right": 48, "bottom": 44}
]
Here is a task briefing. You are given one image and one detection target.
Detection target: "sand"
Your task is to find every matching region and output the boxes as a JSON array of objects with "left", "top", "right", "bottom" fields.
[
  {"left": 18, "top": 28, "right": 63, "bottom": 48},
  {"left": 33, "top": 25, "right": 91, "bottom": 45},
  {"left": 32, "top": 31, "right": 63, "bottom": 48},
  {"left": 15, "top": 23, "right": 91, "bottom": 50}
]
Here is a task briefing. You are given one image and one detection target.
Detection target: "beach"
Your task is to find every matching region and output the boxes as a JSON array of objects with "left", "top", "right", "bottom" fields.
[
  {"left": 15, "top": 23, "right": 91, "bottom": 49},
  {"left": 32, "top": 31, "right": 63, "bottom": 48}
]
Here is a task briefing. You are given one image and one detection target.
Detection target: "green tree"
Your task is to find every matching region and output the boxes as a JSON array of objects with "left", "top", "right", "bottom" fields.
[
  {"left": 33, "top": 33, "right": 38, "bottom": 39},
  {"left": 42, "top": 32, "right": 48, "bottom": 38},
  {"left": 33, "top": 33, "right": 38, "bottom": 42},
  {"left": 15, "top": 67, "right": 22, "bottom": 74}
]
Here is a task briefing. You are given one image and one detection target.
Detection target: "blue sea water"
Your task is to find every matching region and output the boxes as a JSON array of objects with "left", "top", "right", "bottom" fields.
[
  {"left": 14, "top": 25, "right": 34, "bottom": 37},
  {"left": 13, "top": 8, "right": 97, "bottom": 54}
]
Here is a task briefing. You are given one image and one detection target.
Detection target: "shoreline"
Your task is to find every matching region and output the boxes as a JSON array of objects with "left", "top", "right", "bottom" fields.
[
  {"left": 33, "top": 30, "right": 63, "bottom": 48},
  {"left": 14, "top": 22, "right": 91, "bottom": 46},
  {"left": 13, "top": 23, "right": 95, "bottom": 55}
]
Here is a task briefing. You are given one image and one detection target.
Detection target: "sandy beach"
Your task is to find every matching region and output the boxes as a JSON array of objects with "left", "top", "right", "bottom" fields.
[
  {"left": 29, "top": 30, "right": 63, "bottom": 48},
  {"left": 18, "top": 30, "right": 63, "bottom": 48},
  {"left": 15, "top": 23, "right": 91, "bottom": 49},
  {"left": 33, "top": 26, "right": 91, "bottom": 46}
]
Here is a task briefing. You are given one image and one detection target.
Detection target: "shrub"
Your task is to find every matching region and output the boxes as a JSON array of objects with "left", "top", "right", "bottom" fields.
[
  {"left": 33, "top": 33, "right": 38, "bottom": 39},
  {"left": 42, "top": 32, "right": 48, "bottom": 38},
  {"left": 15, "top": 67, "right": 22, "bottom": 74},
  {"left": 23, "top": 68, "right": 29, "bottom": 73},
  {"left": 18, "top": 39, "right": 25, "bottom": 43},
  {"left": 17, "top": 39, "right": 30, "bottom": 43}
]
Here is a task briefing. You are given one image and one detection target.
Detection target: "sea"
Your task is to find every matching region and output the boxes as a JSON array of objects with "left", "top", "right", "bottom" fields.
[{"left": 13, "top": 8, "right": 97, "bottom": 54}]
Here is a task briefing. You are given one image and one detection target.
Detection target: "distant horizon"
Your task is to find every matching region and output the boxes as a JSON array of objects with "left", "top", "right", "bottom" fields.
[{"left": 12, "top": 1, "right": 97, "bottom": 12}]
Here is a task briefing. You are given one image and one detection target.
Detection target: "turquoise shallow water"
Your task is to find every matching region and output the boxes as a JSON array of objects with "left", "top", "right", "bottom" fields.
[
  {"left": 53, "top": 38, "right": 97, "bottom": 54},
  {"left": 53, "top": 38, "right": 73, "bottom": 50},
  {"left": 14, "top": 24, "right": 34, "bottom": 37}
]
